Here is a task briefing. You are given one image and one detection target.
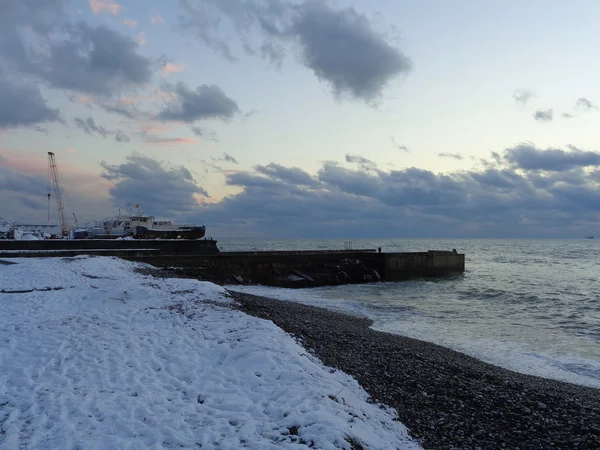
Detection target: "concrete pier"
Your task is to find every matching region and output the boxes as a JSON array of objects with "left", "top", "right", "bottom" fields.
[{"left": 0, "top": 239, "right": 465, "bottom": 286}]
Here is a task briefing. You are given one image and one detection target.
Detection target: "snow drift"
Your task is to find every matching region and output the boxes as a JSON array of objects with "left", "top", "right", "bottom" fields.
[{"left": 0, "top": 256, "right": 419, "bottom": 449}]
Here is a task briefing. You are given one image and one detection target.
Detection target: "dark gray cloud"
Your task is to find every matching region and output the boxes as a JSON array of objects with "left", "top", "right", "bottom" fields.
[
  {"left": 513, "top": 89, "right": 534, "bottom": 104},
  {"left": 100, "top": 153, "right": 209, "bottom": 216},
  {"left": 346, "top": 154, "right": 375, "bottom": 166},
  {"left": 391, "top": 137, "right": 411, "bottom": 152},
  {"left": 115, "top": 131, "right": 131, "bottom": 143},
  {"left": 190, "top": 126, "right": 219, "bottom": 141},
  {"left": 179, "top": 0, "right": 411, "bottom": 102},
  {"left": 73, "top": 117, "right": 130, "bottom": 144},
  {"left": 533, "top": 109, "right": 553, "bottom": 122},
  {"left": 575, "top": 97, "right": 597, "bottom": 112},
  {"left": 562, "top": 112, "right": 575, "bottom": 119},
  {"left": 73, "top": 117, "right": 109, "bottom": 138},
  {"left": 158, "top": 82, "right": 240, "bottom": 122},
  {"left": 31, "top": 23, "right": 152, "bottom": 95},
  {"left": 100, "top": 102, "right": 147, "bottom": 120},
  {"left": 255, "top": 162, "right": 317, "bottom": 186},
  {"left": 0, "top": 165, "right": 47, "bottom": 197},
  {"left": 290, "top": 1, "right": 411, "bottom": 101},
  {"left": 0, "top": 0, "right": 152, "bottom": 96},
  {"left": 438, "top": 152, "right": 463, "bottom": 160},
  {"left": 0, "top": 73, "right": 60, "bottom": 128},
  {"left": 212, "top": 153, "right": 239, "bottom": 164},
  {"left": 504, "top": 143, "right": 600, "bottom": 172},
  {"left": 345, "top": 154, "right": 378, "bottom": 172},
  {"left": 181, "top": 143, "right": 600, "bottom": 238}
]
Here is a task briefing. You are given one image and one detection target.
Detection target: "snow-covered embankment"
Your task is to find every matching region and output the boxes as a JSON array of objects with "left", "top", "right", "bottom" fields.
[{"left": 0, "top": 256, "right": 419, "bottom": 449}]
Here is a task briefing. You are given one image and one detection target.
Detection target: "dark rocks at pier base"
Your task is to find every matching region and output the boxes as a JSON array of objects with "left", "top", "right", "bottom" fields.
[
  {"left": 267, "top": 259, "right": 382, "bottom": 288},
  {"left": 232, "top": 291, "right": 600, "bottom": 450},
  {"left": 151, "top": 258, "right": 384, "bottom": 288}
]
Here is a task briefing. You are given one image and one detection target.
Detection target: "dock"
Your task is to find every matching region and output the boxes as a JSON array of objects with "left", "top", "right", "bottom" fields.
[{"left": 0, "top": 239, "right": 465, "bottom": 287}]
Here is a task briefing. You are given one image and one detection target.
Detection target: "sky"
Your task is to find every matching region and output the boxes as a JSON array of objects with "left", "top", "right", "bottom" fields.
[{"left": 1, "top": 0, "right": 600, "bottom": 238}]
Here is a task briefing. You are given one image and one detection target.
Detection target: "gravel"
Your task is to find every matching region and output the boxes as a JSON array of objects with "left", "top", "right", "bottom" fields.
[{"left": 231, "top": 291, "right": 600, "bottom": 450}]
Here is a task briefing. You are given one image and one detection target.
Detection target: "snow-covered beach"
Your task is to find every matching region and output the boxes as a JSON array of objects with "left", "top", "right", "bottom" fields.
[{"left": 0, "top": 256, "right": 418, "bottom": 450}]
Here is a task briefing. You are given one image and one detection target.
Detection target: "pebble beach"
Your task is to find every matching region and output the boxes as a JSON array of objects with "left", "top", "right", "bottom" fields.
[{"left": 232, "top": 291, "right": 600, "bottom": 449}]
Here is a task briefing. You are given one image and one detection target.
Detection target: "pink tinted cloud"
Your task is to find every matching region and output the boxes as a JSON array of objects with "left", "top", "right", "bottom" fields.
[
  {"left": 143, "top": 137, "right": 198, "bottom": 145},
  {"left": 120, "top": 94, "right": 142, "bottom": 105},
  {"left": 0, "top": 150, "right": 110, "bottom": 192},
  {"left": 151, "top": 89, "right": 178, "bottom": 104},
  {"left": 162, "top": 62, "right": 185, "bottom": 75},
  {"left": 89, "top": 0, "right": 123, "bottom": 15},
  {"left": 150, "top": 9, "right": 165, "bottom": 24},
  {"left": 123, "top": 18, "right": 137, "bottom": 28},
  {"left": 140, "top": 122, "right": 172, "bottom": 135},
  {"left": 137, "top": 32, "right": 146, "bottom": 45},
  {"left": 77, "top": 95, "right": 95, "bottom": 104}
]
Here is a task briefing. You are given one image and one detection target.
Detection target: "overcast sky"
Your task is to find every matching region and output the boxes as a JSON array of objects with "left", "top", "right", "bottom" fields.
[{"left": 1, "top": 0, "right": 599, "bottom": 238}]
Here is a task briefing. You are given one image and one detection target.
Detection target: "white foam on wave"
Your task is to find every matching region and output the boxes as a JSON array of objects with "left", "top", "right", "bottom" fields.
[{"left": 228, "top": 284, "right": 600, "bottom": 389}]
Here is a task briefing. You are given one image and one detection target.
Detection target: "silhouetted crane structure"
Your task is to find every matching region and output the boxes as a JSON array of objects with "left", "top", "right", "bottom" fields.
[{"left": 47, "top": 152, "right": 77, "bottom": 237}]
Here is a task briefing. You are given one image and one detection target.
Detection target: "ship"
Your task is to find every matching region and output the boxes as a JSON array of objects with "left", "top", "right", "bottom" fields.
[{"left": 74, "top": 205, "right": 206, "bottom": 240}]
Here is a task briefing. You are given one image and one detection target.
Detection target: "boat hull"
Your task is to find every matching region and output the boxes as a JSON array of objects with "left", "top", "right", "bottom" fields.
[{"left": 134, "top": 226, "right": 206, "bottom": 240}]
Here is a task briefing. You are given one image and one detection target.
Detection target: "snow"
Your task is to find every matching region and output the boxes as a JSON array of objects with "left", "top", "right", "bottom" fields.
[{"left": 0, "top": 256, "right": 420, "bottom": 450}]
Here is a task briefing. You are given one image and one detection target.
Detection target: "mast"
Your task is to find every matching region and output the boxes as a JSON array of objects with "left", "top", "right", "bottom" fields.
[{"left": 47, "top": 152, "right": 69, "bottom": 237}]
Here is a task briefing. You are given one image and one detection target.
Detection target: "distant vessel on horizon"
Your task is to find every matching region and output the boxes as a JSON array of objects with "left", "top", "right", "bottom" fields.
[{"left": 586, "top": 236, "right": 594, "bottom": 239}]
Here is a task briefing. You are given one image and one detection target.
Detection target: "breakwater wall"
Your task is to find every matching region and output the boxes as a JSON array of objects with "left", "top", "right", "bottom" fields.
[
  {"left": 126, "top": 249, "right": 465, "bottom": 287},
  {"left": 0, "top": 240, "right": 465, "bottom": 286}
]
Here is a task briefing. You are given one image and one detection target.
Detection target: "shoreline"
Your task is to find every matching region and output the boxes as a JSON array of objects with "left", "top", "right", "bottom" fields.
[{"left": 231, "top": 291, "right": 600, "bottom": 449}]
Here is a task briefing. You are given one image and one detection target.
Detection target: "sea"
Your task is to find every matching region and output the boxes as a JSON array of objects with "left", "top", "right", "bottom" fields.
[{"left": 219, "top": 238, "right": 600, "bottom": 389}]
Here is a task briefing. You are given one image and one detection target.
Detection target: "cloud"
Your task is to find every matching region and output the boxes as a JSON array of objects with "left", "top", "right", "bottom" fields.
[
  {"left": 291, "top": 2, "right": 411, "bottom": 101},
  {"left": 73, "top": 117, "right": 109, "bottom": 138},
  {"left": 137, "top": 32, "right": 147, "bottom": 45},
  {"left": 100, "top": 101, "right": 147, "bottom": 120},
  {"left": 161, "top": 61, "right": 185, "bottom": 75},
  {"left": 575, "top": 97, "right": 597, "bottom": 112},
  {"left": 0, "top": 73, "right": 60, "bottom": 128},
  {"left": 157, "top": 82, "right": 240, "bottom": 122},
  {"left": 0, "top": 151, "right": 113, "bottom": 224},
  {"left": 562, "top": 112, "right": 575, "bottom": 119},
  {"left": 212, "top": 153, "right": 239, "bottom": 164},
  {"left": 179, "top": 0, "right": 411, "bottom": 102},
  {"left": 37, "top": 24, "right": 152, "bottom": 95},
  {"left": 142, "top": 137, "right": 198, "bottom": 145},
  {"left": 191, "top": 126, "right": 219, "bottom": 141},
  {"left": 89, "top": 0, "right": 123, "bottom": 15},
  {"left": 345, "top": 154, "right": 378, "bottom": 171},
  {"left": 180, "top": 142, "right": 600, "bottom": 238},
  {"left": 254, "top": 162, "right": 318, "bottom": 186},
  {"left": 533, "top": 109, "right": 553, "bottom": 122},
  {"left": 504, "top": 143, "right": 600, "bottom": 172},
  {"left": 100, "top": 153, "right": 209, "bottom": 215},
  {"left": 0, "top": 2, "right": 152, "bottom": 97},
  {"left": 150, "top": 9, "right": 165, "bottom": 24},
  {"left": 391, "top": 137, "right": 410, "bottom": 152},
  {"left": 115, "top": 131, "right": 130, "bottom": 143},
  {"left": 513, "top": 89, "right": 534, "bottom": 104},
  {"left": 438, "top": 152, "right": 463, "bottom": 160},
  {"left": 73, "top": 117, "right": 131, "bottom": 144},
  {"left": 123, "top": 19, "right": 137, "bottom": 29}
]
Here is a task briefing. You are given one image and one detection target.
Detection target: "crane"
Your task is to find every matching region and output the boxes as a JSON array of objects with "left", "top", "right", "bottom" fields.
[{"left": 47, "top": 151, "right": 78, "bottom": 237}]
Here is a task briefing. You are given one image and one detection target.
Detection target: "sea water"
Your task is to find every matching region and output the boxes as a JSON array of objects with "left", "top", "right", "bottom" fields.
[{"left": 221, "top": 238, "right": 600, "bottom": 389}]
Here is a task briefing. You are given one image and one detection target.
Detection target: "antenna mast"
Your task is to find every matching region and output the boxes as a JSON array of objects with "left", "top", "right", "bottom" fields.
[{"left": 47, "top": 152, "right": 69, "bottom": 237}]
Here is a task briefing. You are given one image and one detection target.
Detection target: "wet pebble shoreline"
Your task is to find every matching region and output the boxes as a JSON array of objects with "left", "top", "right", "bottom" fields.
[{"left": 231, "top": 291, "right": 600, "bottom": 449}]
